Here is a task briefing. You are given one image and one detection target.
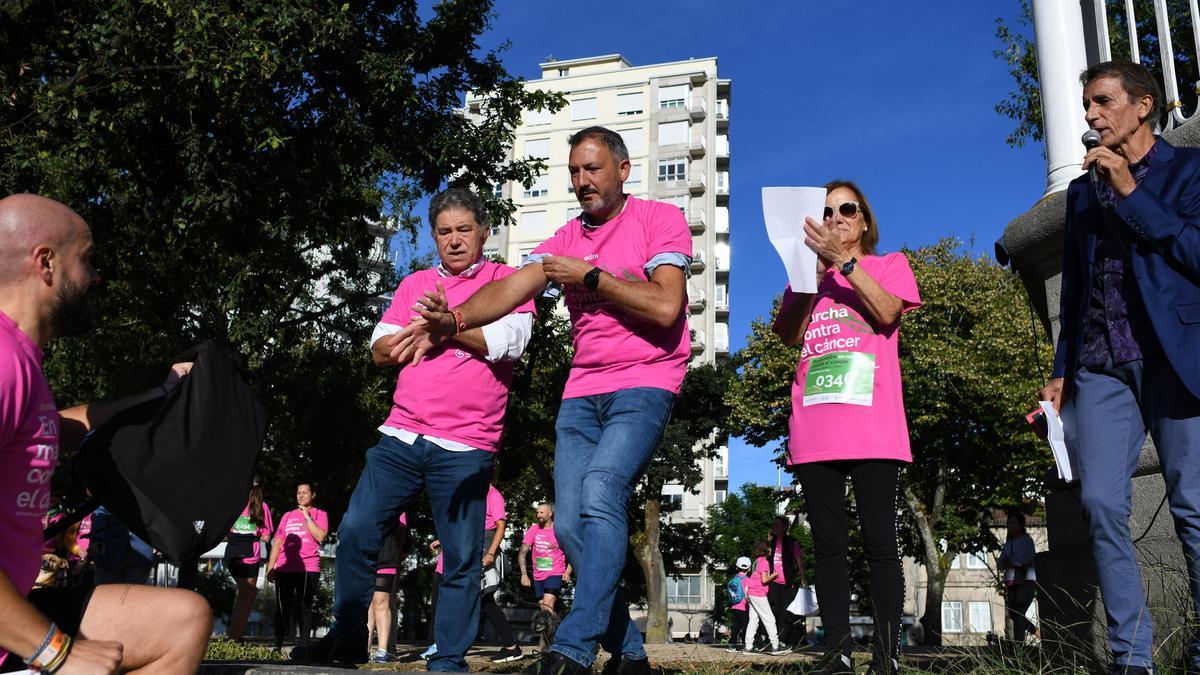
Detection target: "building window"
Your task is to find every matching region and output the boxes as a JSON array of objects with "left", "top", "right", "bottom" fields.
[
  {"left": 492, "top": 183, "right": 504, "bottom": 197},
  {"left": 661, "top": 195, "right": 689, "bottom": 213},
  {"left": 968, "top": 601, "right": 992, "bottom": 632},
  {"left": 666, "top": 574, "right": 702, "bottom": 606},
  {"left": 519, "top": 210, "right": 548, "bottom": 236},
  {"left": 658, "top": 158, "right": 687, "bottom": 183},
  {"left": 519, "top": 248, "right": 535, "bottom": 265},
  {"left": 527, "top": 108, "right": 551, "bottom": 126},
  {"left": 523, "top": 175, "right": 549, "bottom": 199},
  {"left": 619, "top": 127, "right": 644, "bottom": 153},
  {"left": 663, "top": 493, "right": 683, "bottom": 511},
  {"left": 966, "top": 552, "right": 989, "bottom": 569},
  {"left": 714, "top": 447, "right": 727, "bottom": 476},
  {"left": 627, "top": 163, "right": 643, "bottom": 186},
  {"left": 714, "top": 241, "right": 730, "bottom": 272},
  {"left": 715, "top": 322, "right": 729, "bottom": 352},
  {"left": 715, "top": 283, "right": 728, "bottom": 308},
  {"left": 950, "top": 554, "right": 961, "bottom": 569},
  {"left": 942, "top": 601, "right": 963, "bottom": 633},
  {"left": 659, "top": 84, "right": 688, "bottom": 109},
  {"left": 716, "top": 170, "right": 730, "bottom": 191},
  {"left": 566, "top": 206, "right": 583, "bottom": 221},
  {"left": 524, "top": 138, "right": 550, "bottom": 160},
  {"left": 658, "top": 120, "right": 688, "bottom": 146},
  {"left": 557, "top": 67, "right": 569, "bottom": 77},
  {"left": 714, "top": 489, "right": 727, "bottom": 503},
  {"left": 617, "top": 92, "right": 643, "bottom": 116},
  {"left": 571, "top": 97, "right": 597, "bottom": 121}
]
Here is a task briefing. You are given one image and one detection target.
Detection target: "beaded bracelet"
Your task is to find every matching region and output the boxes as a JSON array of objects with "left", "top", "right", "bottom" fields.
[
  {"left": 26, "top": 623, "right": 57, "bottom": 667},
  {"left": 27, "top": 624, "right": 72, "bottom": 673}
]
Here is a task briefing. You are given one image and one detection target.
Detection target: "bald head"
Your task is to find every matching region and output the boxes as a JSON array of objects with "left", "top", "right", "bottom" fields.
[{"left": 0, "top": 194, "right": 89, "bottom": 286}]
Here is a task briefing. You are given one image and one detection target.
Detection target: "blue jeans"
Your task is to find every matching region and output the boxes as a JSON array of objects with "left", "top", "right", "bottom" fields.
[
  {"left": 1062, "top": 356, "right": 1200, "bottom": 668},
  {"left": 550, "top": 387, "right": 675, "bottom": 668},
  {"left": 329, "top": 434, "right": 492, "bottom": 672}
]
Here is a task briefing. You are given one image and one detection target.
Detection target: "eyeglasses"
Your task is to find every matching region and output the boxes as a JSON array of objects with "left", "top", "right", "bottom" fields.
[{"left": 823, "top": 201, "right": 861, "bottom": 220}]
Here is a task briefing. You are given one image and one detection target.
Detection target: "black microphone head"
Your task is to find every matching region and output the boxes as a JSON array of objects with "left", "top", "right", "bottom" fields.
[{"left": 1082, "top": 129, "right": 1102, "bottom": 149}]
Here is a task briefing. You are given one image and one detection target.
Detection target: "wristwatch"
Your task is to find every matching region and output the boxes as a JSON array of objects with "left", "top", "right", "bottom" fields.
[
  {"left": 583, "top": 266, "right": 602, "bottom": 291},
  {"left": 840, "top": 257, "right": 858, "bottom": 276}
]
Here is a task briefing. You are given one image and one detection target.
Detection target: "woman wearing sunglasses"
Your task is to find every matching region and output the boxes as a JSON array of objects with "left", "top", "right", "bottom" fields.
[{"left": 772, "top": 180, "right": 922, "bottom": 675}]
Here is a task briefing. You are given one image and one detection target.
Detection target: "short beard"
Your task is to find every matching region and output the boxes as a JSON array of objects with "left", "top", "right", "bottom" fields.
[
  {"left": 579, "top": 188, "right": 623, "bottom": 217},
  {"left": 52, "top": 277, "right": 94, "bottom": 338}
]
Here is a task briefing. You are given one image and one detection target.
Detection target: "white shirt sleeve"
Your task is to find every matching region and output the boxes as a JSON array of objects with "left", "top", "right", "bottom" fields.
[
  {"left": 479, "top": 313, "right": 535, "bottom": 362},
  {"left": 370, "top": 322, "right": 404, "bottom": 351}
]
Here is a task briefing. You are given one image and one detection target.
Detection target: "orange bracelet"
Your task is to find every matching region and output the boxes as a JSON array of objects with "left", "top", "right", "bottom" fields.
[{"left": 451, "top": 308, "right": 467, "bottom": 335}]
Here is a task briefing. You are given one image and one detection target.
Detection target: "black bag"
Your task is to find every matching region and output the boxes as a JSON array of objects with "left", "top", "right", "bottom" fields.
[
  {"left": 74, "top": 341, "right": 267, "bottom": 564},
  {"left": 224, "top": 533, "right": 257, "bottom": 561}
]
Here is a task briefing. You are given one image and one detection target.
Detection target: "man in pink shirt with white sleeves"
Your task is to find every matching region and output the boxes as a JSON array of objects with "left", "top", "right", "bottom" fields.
[
  {"left": 294, "top": 187, "right": 534, "bottom": 672},
  {"left": 398, "top": 127, "right": 692, "bottom": 675}
]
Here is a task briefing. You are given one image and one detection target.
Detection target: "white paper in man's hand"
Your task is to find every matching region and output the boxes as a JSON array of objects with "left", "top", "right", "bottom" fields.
[
  {"left": 762, "top": 187, "right": 824, "bottom": 293},
  {"left": 1038, "top": 400, "right": 1075, "bottom": 481}
]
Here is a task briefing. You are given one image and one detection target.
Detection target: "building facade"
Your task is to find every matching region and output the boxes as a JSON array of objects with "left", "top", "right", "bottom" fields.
[{"left": 465, "top": 53, "right": 731, "bottom": 639}]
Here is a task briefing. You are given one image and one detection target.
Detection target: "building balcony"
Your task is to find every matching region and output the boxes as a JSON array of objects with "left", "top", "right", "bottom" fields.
[
  {"left": 688, "top": 135, "right": 706, "bottom": 158},
  {"left": 690, "top": 328, "right": 705, "bottom": 353},
  {"left": 687, "top": 286, "right": 705, "bottom": 311},
  {"left": 690, "top": 250, "right": 706, "bottom": 272},
  {"left": 715, "top": 99, "right": 729, "bottom": 126},
  {"left": 687, "top": 211, "right": 705, "bottom": 234},
  {"left": 689, "top": 97, "right": 706, "bottom": 121},
  {"left": 715, "top": 180, "right": 729, "bottom": 197},
  {"left": 688, "top": 170, "right": 706, "bottom": 193}
]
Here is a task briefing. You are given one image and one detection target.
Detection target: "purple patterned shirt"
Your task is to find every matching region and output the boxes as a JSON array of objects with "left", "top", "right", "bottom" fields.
[{"left": 1079, "top": 140, "right": 1163, "bottom": 367}]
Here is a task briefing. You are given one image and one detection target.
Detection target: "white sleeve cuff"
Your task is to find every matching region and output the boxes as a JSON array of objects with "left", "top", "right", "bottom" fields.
[
  {"left": 370, "top": 322, "right": 404, "bottom": 351},
  {"left": 480, "top": 313, "right": 535, "bottom": 362}
]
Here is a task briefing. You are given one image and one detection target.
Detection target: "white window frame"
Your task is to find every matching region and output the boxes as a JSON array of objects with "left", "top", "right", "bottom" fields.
[
  {"left": 627, "top": 163, "right": 643, "bottom": 186},
  {"left": 968, "top": 601, "right": 992, "bottom": 633},
  {"left": 571, "top": 97, "right": 597, "bottom": 121},
  {"left": 714, "top": 489, "right": 727, "bottom": 503},
  {"left": 666, "top": 574, "right": 702, "bottom": 606},
  {"left": 566, "top": 206, "right": 583, "bottom": 221},
  {"left": 715, "top": 283, "right": 728, "bottom": 308},
  {"left": 657, "top": 157, "right": 687, "bottom": 183},
  {"left": 966, "top": 552, "right": 989, "bottom": 570},
  {"left": 661, "top": 195, "right": 689, "bottom": 213},
  {"left": 524, "top": 138, "right": 551, "bottom": 160},
  {"left": 519, "top": 210, "right": 547, "bottom": 235},
  {"left": 659, "top": 84, "right": 688, "bottom": 110},
  {"left": 526, "top": 108, "right": 551, "bottom": 126},
  {"left": 942, "top": 601, "right": 963, "bottom": 633},
  {"left": 618, "top": 128, "right": 644, "bottom": 153},
  {"left": 616, "top": 92, "right": 643, "bottom": 116},
  {"left": 658, "top": 120, "right": 688, "bottom": 146},
  {"left": 523, "top": 174, "right": 549, "bottom": 199}
]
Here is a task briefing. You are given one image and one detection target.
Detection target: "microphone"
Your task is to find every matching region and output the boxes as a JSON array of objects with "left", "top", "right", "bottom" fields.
[{"left": 1082, "top": 129, "right": 1102, "bottom": 192}]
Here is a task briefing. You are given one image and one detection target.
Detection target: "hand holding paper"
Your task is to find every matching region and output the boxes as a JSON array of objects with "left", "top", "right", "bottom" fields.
[{"left": 762, "top": 187, "right": 824, "bottom": 293}]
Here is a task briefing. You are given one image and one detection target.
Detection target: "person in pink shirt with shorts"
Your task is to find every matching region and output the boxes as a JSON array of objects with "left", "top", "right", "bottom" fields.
[
  {"left": 295, "top": 188, "right": 535, "bottom": 672},
  {"left": 773, "top": 181, "right": 921, "bottom": 675},
  {"left": 519, "top": 503, "right": 571, "bottom": 615},
  {"left": 0, "top": 194, "right": 210, "bottom": 674},
  {"left": 400, "top": 126, "right": 690, "bottom": 675}
]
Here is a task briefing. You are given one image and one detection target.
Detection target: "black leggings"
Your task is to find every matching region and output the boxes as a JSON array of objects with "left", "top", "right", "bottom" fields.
[
  {"left": 796, "top": 460, "right": 903, "bottom": 660},
  {"left": 274, "top": 571, "right": 320, "bottom": 649}
]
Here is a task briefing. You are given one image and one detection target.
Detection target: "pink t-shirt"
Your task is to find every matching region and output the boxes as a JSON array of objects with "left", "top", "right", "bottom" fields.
[
  {"left": 76, "top": 513, "right": 92, "bottom": 555},
  {"left": 0, "top": 311, "right": 58, "bottom": 667},
  {"left": 228, "top": 502, "right": 274, "bottom": 564},
  {"left": 522, "top": 523, "right": 567, "bottom": 580},
  {"left": 485, "top": 485, "right": 506, "bottom": 531},
  {"left": 744, "top": 558, "right": 770, "bottom": 597},
  {"left": 531, "top": 195, "right": 691, "bottom": 398},
  {"left": 273, "top": 507, "right": 328, "bottom": 573},
  {"left": 784, "top": 253, "right": 922, "bottom": 464},
  {"left": 771, "top": 538, "right": 803, "bottom": 585},
  {"left": 731, "top": 572, "right": 749, "bottom": 611},
  {"left": 380, "top": 262, "right": 535, "bottom": 451}
]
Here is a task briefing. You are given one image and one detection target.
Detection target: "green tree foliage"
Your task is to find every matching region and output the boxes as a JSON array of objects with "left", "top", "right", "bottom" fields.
[
  {"left": 995, "top": 0, "right": 1200, "bottom": 147},
  {"left": 0, "top": 0, "right": 563, "bottom": 517},
  {"left": 726, "top": 240, "right": 1052, "bottom": 645}
]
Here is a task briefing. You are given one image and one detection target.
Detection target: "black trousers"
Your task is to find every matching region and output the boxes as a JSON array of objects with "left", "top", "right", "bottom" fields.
[
  {"left": 796, "top": 460, "right": 903, "bottom": 660},
  {"left": 274, "top": 570, "right": 320, "bottom": 649},
  {"left": 729, "top": 608, "right": 749, "bottom": 645},
  {"left": 768, "top": 582, "right": 800, "bottom": 645},
  {"left": 1005, "top": 582, "right": 1036, "bottom": 642}
]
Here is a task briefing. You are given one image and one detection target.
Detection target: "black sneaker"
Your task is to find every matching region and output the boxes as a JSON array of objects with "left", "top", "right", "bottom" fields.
[
  {"left": 600, "top": 656, "right": 652, "bottom": 674},
  {"left": 289, "top": 631, "right": 367, "bottom": 665},
  {"left": 492, "top": 645, "right": 525, "bottom": 663},
  {"left": 809, "top": 649, "right": 855, "bottom": 675},
  {"left": 523, "top": 651, "right": 590, "bottom": 675}
]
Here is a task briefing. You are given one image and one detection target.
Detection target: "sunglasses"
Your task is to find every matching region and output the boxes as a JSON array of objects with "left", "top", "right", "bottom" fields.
[{"left": 823, "top": 201, "right": 861, "bottom": 220}]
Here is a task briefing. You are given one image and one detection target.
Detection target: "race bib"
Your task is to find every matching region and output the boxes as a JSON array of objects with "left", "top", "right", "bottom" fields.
[
  {"left": 535, "top": 556, "right": 553, "bottom": 571},
  {"left": 803, "top": 352, "right": 875, "bottom": 406}
]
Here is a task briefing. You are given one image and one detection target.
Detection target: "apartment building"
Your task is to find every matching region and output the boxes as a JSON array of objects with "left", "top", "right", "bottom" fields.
[{"left": 465, "top": 53, "right": 731, "bottom": 639}]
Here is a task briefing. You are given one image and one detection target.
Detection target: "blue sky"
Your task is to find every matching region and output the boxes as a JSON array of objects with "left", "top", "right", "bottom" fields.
[{"left": 404, "top": 1, "right": 1048, "bottom": 489}]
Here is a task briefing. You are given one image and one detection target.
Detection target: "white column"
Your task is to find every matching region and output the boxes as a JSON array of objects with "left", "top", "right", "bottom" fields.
[{"left": 1032, "top": 0, "right": 1091, "bottom": 196}]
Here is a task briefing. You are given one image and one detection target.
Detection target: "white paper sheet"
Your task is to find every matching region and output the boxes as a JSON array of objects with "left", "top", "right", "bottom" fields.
[
  {"left": 762, "top": 187, "right": 824, "bottom": 293},
  {"left": 1039, "top": 400, "right": 1075, "bottom": 482}
]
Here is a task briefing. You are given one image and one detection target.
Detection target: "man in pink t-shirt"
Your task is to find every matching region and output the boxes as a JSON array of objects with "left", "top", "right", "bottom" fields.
[
  {"left": 297, "top": 188, "right": 535, "bottom": 672},
  {"left": 0, "top": 194, "right": 211, "bottom": 673},
  {"left": 518, "top": 503, "right": 572, "bottom": 615},
  {"left": 401, "top": 127, "right": 689, "bottom": 675}
]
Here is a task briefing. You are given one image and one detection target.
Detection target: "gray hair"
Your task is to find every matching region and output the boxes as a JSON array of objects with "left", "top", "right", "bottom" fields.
[
  {"left": 567, "top": 126, "right": 629, "bottom": 163},
  {"left": 428, "top": 187, "right": 488, "bottom": 233}
]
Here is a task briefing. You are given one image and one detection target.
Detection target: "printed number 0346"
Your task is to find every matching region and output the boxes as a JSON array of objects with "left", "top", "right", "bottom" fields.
[{"left": 815, "top": 374, "right": 845, "bottom": 388}]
